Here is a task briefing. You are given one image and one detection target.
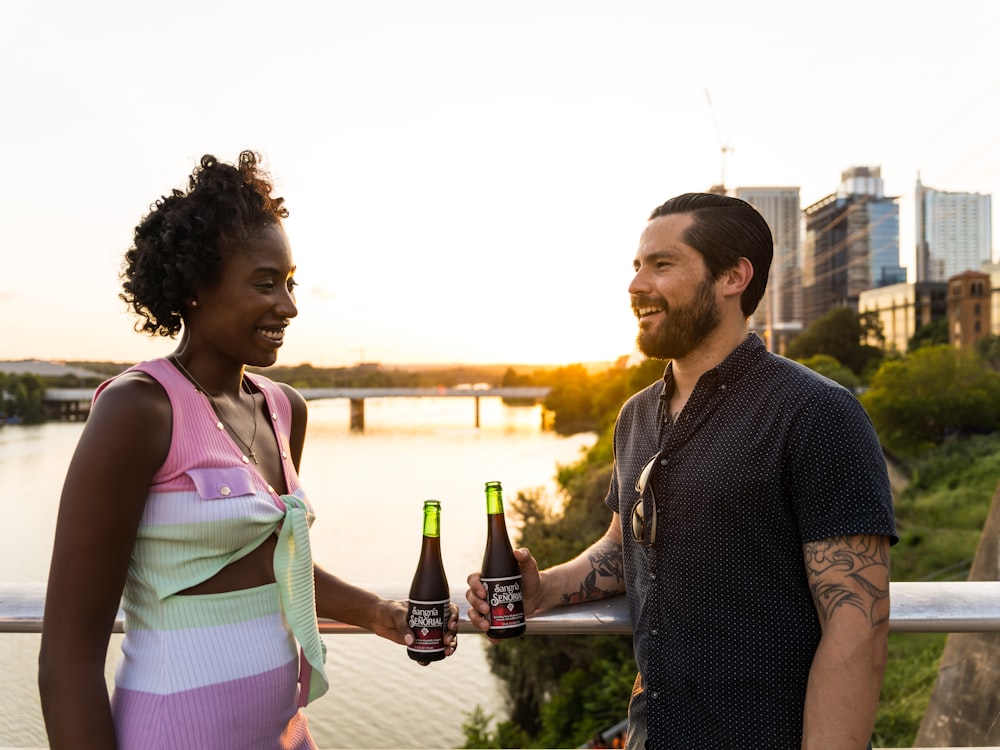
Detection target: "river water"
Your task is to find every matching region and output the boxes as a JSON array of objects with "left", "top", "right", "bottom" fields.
[{"left": 0, "top": 396, "right": 596, "bottom": 749}]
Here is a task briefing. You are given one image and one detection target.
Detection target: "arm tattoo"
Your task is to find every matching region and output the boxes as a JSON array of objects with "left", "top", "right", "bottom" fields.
[
  {"left": 803, "top": 534, "right": 890, "bottom": 628},
  {"left": 561, "top": 539, "right": 624, "bottom": 605}
]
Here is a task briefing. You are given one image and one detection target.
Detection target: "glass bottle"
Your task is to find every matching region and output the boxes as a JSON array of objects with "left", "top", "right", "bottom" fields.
[
  {"left": 406, "top": 500, "right": 450, "bottom": 662},
  {"left": 480, "top": 480, "right": 526, "bottom": 638}
]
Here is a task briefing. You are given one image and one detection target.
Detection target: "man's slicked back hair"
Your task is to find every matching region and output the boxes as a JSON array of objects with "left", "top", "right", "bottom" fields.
[{"left": 648, "top": 193, "right": 773, "bottom": 317}]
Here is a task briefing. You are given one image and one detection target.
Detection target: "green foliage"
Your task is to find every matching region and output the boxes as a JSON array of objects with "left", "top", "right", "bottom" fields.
[
  {"left": 462, "top": 706, "right": 499, "bottom": 749},
  {"left": 785, "top": 307, "right": 884, "bottom": 376},
  {"left": 590, "top": 359, "right": 665, "bottom": 434},
  {"left": 905, "top": 432, "right": 1000, "bottom": 492},
  {"left": 535, "top": 658, "right": 635, "bottom": 748},
  {"left": 888, "top": 433, "right": 1000, "bottom": 582},
  {"left": 519, "top": 464, "right": 615, "bottom": 569},
  {"left": 542, "top": 359, "right": 664, "bottom": 435},
  {"left": 461, "top": 705, "right": 529, "bottom": 749},
  {"left": 0, "top": 372, "right": 47, "bottom": 423},
  {"left": 974, "top": 334, "right": 1000, "bottom": 371},
  {"left": 862, "top": 346, "right": 1000, "bottom": 456},
  {"left": 795, "top": 354, "right": 860, "bottom": 391},
  {"left": 543, "top": 364, "right": 600, "bottom": 433},
  {"left": 908, "top": 318, "right": 950, "bottom": 352}
]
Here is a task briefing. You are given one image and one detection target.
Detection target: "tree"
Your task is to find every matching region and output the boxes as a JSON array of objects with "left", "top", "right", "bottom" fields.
[
  {"left": 589, "top": 358, "right": 664, "bottom": 434},
  {"left": 909, "top": 318, "right": 949, "bottom": 352},
  {"left": 796, "top": 354, "right": 860, "bottom": 391},
  {"left": 544, "top": 365, "right": 597, "bottom": 433},
  {"left": 974, "top": 334, "right": 1000, "bottom": 371},
  {"left": 1, "top": 373, "right": 47, "bottom": 423},
  {"left": 860, "top": 309, "right": 886, "bottom": 349},
  {"left": 785, "top": 307, "right": 884, "bottom": 376},
  {"left": 861, "top": 345, "right": 1000, "bottom": 456}
]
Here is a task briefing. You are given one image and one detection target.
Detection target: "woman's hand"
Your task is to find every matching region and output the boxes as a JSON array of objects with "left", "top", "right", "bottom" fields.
[{"left": 372, "top": 598, "right": 459, "bottom": 665}]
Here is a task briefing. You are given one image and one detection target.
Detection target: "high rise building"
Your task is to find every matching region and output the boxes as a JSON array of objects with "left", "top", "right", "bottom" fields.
[
  {"left": 801, "top": 166, "right": 905, "bottom": 328},
  {"left": 915, "top": 178, "right": 992, "bottom": 282},
  {"left": 735, "top": 186, "right": 801, "bottom": 353}
]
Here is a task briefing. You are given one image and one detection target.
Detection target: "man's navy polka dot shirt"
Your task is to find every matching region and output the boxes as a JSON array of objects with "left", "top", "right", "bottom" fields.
[{"left": 606, "top": 334, "right": 897, "bottom": 749}]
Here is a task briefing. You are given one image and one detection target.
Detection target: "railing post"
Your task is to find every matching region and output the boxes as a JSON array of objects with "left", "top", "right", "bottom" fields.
[{"left": 349, "top": 398, "right": 365, "bottom": 432}]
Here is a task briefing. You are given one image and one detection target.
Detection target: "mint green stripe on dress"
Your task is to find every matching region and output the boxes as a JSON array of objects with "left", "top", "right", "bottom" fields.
[{"left": 273, "top": 494, "right": 329, "bottom": 706}]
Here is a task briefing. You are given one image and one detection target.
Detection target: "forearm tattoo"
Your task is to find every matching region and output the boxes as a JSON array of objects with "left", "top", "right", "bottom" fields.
[
  {"left": 804, "top": 534, "right": 890, "bottom": 627},
  {"left": 561, "top": 539, "right": 625, "bottom": 605}
]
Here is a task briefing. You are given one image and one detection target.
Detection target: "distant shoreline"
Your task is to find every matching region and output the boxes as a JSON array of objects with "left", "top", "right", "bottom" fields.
[{"left": 1, "top": 358, "right": 619, "bottom": 377}]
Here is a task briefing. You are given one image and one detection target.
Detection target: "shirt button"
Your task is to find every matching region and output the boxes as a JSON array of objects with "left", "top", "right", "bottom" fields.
[
  {"left": 241, "top": 455, "right": 250, "bottom": 464},
  {"left": 271, "top": 413, "right": 278, "bottom": 421},
  {"left": 281, "top": 451, "right": 288, "bottom": 459},
  {"left": 216, "top": 421, "right": 225, "bottom": 431},
  {"left": 649, "top": 691, "right": 659, "bottom": 700},
  {"left": 649, "top": 572, "right": 656, "bottom": 580},
  {"left": 659, "top": 458, "right": 667, "bottom": 466},
  {"left": 650, "top": 628, "right": 659, "bottom": 636},
  {"left": 219, "top": 486, "right": 231, "bottom": 496},
  {"left": 267, "top": 485, "right": 274, "bottom": 494}
]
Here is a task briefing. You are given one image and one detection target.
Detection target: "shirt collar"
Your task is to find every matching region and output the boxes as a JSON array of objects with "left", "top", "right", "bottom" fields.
[
  {"left": 655, "top": 333, "right": 766, "bottom": 421},
  {"left": 712, "top": 332, "right": 767, "bottom": 386}
]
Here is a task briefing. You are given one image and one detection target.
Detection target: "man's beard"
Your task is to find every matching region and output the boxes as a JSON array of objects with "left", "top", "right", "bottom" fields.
[{"left": 635, "top": 274, "right": 720, "bottom": 360}]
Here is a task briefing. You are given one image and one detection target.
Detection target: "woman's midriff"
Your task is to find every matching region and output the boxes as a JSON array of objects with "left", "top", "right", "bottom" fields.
[{"left": 176, "top": 534, "right": 279, "bottom": 595}]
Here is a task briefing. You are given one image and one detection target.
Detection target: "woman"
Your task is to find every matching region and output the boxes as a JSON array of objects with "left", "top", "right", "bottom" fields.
[{"left": 38, "top": 151, "right": 458, "bottom": 749}]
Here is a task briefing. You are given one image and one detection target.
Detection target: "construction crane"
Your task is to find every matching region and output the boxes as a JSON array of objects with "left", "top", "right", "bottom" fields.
[{"left": 704, "top": 88, "right": 734, "bottom": 194}]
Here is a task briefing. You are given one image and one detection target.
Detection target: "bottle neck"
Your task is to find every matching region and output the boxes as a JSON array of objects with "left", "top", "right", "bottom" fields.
[
  {"left": 485, "top": 482, "right": 505, "bottom": 516},
  {"left": 422, "top": 502, "right": 441, "bottom": 537}
]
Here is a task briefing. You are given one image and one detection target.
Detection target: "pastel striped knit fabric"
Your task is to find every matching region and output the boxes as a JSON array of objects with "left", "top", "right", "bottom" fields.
[{"left": 104, "top": 359, "right": 329, "bottom": 749}]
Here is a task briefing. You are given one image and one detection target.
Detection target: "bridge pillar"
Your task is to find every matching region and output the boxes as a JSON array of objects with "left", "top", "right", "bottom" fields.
[
  {"left": 474, "top": 396, "right": 480, "bottom": 428},
  {"left": 349, "top": 398, "right": 365, "bottom": 432}
]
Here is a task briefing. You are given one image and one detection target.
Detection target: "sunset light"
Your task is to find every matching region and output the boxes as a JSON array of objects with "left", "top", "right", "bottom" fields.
[{"left": 3, "top": 1, "right": 999, "bottom": 368}]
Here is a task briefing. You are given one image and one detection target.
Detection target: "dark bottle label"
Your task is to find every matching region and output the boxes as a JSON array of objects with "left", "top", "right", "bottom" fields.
[
  {"left": 406, "top": 598, "right": 449, "bottom": 659},
  {"left": 481, "top": 574, "right": 525, "bottom": 630}
]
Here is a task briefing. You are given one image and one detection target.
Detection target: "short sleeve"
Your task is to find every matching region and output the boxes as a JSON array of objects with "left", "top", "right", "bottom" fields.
[{"left": 786, "top": 386, "right": 898, "bottom": 545}]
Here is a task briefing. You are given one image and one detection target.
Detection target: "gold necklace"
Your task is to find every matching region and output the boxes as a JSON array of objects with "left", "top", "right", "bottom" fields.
[{"left": 170, "top": 355, "right": 261, "bottom": 464}]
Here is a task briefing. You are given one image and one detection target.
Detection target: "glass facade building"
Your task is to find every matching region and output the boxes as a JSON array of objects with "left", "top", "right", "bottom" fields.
[{"left": 802, "top": 167, "right": 904, "bottom": 327}]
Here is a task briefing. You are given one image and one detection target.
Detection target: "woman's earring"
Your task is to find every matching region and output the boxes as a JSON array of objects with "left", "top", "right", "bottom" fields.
[{"left": 190, "top": 299, "right": 199, "bottom": 308}]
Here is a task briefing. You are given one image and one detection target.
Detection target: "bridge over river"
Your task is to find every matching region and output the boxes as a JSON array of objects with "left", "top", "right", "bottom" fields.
[{"left": 44, "top": 386, "right": 552, "bottom": 431}]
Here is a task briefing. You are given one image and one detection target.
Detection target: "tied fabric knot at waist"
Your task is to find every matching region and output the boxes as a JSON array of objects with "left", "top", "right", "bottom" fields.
[{"left": 274, "top": 494, "right": 329, "bottom": 707}]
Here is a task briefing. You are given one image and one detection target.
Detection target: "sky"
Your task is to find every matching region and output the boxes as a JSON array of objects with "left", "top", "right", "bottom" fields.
[{"left": 3, "top": 0, "right": 999, "bottom": 368}]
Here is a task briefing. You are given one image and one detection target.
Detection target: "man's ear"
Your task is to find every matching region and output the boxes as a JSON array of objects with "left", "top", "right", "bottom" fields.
[{"left": 721, "top": 257, "right": 753, "bottom": 299}]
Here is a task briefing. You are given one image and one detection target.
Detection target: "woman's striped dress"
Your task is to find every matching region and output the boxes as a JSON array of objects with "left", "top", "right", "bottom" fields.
[{"left": 102, "top": 359, "right": 329, "bottom": 749}]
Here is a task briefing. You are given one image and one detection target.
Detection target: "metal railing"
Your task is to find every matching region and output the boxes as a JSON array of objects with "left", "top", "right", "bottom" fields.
[
  {"left": 5, "top": 580, "right": 1000, "bottom": 634},
  {"left": 5, "top": 581, "right": 1000, "bottom": 750}
]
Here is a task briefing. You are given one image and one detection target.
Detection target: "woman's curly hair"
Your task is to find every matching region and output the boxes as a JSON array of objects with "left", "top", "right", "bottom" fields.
[{"left": 120, "top": 150, "right": 289, "bottom": 337}]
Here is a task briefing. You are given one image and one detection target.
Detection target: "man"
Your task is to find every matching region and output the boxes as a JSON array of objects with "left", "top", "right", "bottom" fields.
[{"left": 466, "top": 193, "right": 897, "bottom": 749}]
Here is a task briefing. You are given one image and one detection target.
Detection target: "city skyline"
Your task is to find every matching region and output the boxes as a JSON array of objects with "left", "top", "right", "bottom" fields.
[{"left": 3, "top": 1, "right": 999, "bottom": 367}]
